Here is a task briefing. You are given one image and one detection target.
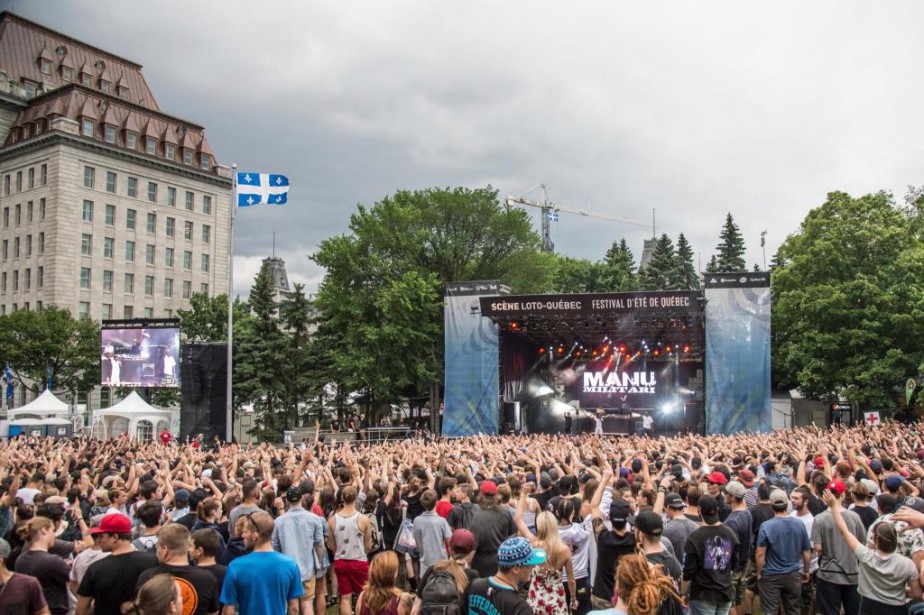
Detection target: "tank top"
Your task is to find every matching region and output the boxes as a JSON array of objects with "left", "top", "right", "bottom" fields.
[
  {"left": 334, "top": 511, "right": 366, "bottom": 561},
  {"left": 360, "top": 594, "right": 400, "bottom": 615}
]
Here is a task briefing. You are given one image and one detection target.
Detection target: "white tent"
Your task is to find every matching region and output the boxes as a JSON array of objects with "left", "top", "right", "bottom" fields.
[
  {"left": 10, "top": 417, "right": 43, "bottom": 425},
  {"left": 8, "top": 389, "right": 69, "bottom": 420},
  {"left": 92, "top": 391, "right": 179, "bottom": 440}
]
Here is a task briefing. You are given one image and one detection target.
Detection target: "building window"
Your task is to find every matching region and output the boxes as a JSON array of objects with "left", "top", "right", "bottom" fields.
[
  {"left": 38, "top": 233, "right": 43, "bottom": 254},
  {"left": 40, "top": 198, "right": 45, "bottom": 219},
  {"left": 202, "top": 225, "right": 211, "bottom": 244},
  {"left": 15, "top": 171, "right": 21, "bottom": 192},
  {"left": 61, "top": 66, "right": 72, "bottom": 82},
  {"left": 79, "top": 302, "right": 90, "bottom": 319},
  {"left": 2, "top": 272, "right": 6, "bottom": 292},
  {"left": 165, "top": 247, "right": 174, "bottom": 267},
  {"left": 125, "top": 240, "right": 135, "bottom": 262},
  {"left": 100, "top": 81, "right": 110, "bottom": 94},
  {"left": 102, "top": 303, "right": 112, "bottom": 319},
  {"left": 145, "top": 244, "right": 155, "bottom": 265},
  {"left": 84, "top": 166, "right": 95, "bottom": 188},
  {"left": 125, "top": 132, "right": 137, "bottom": 149},
  {"left": 12, "top": 271, "right": 17, "bottom": 291},
  {"left": 124, "top": 273, "right": 134, "bottom": 293},
  {"left": 185, "top": 191, "right": 194, "bottom": 211},
  {"left": 126, "top": 209, "right": 136, "bottom": 230},
  {"left": 40, "top": 165, "right": 46, "bottom": 186},
  {"left": 118, "top": 85, "right": 129, "bottom": 98},
  {"left": 164, "top": 308, "right": 172, "bottom": 318},
  {"left": 144, "top": 275, "right": 154, "bottom": 296},
  {"left": 1, "top": 207, "right": 6, "bottom": 227},
  {"left": 201, "top": 154, "right": 212, "bottom": 170},
  {"left": 166, "top": 217, "right": 175, "bottom": 237},
  {"left": 82, "top": 200, "right": 93, "bottom": 222},
  {"left": 124, "top": 305, "right": 133, "bottom": 318},
  {"left": 26, "top": 201, "right": 32, "bottom": 223},
  {"left": 13, "top": 238, "right": 19, "bottom": 258},
  {"left": 27, "top": 168, "right": 34, "bottom": 189},
  {"left": 183, "top": 250, "right": 192, "bottom": 270},
  {"left": 105, "top": 204, "right": 115, "bottom": 225},
  {"left": 200, "top": 282, "right": 209, "bottom": 295},
  {"left": 35, "top": 301, "right": 41, "bottom": 310},
  {"left": 167, "top": 187, "right": 176, "bottom": 207},
  {"left": 24, "top": 269, "right": 30, "bottom": 290},
  {"left": 104, "top": 125, "right": 116, "bottom": 143},
  {"left": 184, "top": 221, "right": 193, "bottom": 240},
  {"left": 202, "top": 195, "right": 212, "bottom": 215},
  {"left": 81, "top": 118, "right": 94, "bottom": 137},
  {"left": 80, "top": 267, "right": 91, "bottom": 289},
  {"left": 145, "top": 137, "right": 157, "bottom": 155},
  {"left": 147, "top": 182, "right": 157, "bottom": 203},
  {"left": 181, "top": 149, "right": 192, "bottom": 165},
  {"left": 81, "top": 72, "right": 91, "bottom": 87},
  {"left": 104, "top": 237, "right": 114, "bottom": 258},
  {"left": 143, "top": 307, "right": 154, "bottom": 318},
  {"left": 81, "top": 233, "right": 92, "bottom": 256},
  {"left": 164, "top": 278, "right": 173, "bottom": 297},
  {"left": 25, "top": 235, "right": 31, "bottom": 257},
  {"left": 182, "top": 280, "right": 191, "bottom": 299},
  {"left": 3, "top": 175, "right": 9, "bottom": 195},
  {"left": 165, "top": 143, "right": 175, "bottom": 160},
  {"left": 23, "top": 124, "right": 31, "bottom": 139},
  {"left": 103, "top": 270, "right": 113, "bottom": 291},
  {"left": 201, "top": 254, "right": 209, "bottom": 272},
  {"left": 37, "top": 267, "right": 42, "bottom": 288},
  {"left": 106, "top": 171, "right": 117, "bottom": 193},
  {"left": 146, "top": 212, "right": 156, "bottom": 233},
  {"left": 14, "top": 204, "right": 20, "bottom": 225},
  {"left": 1, "top": 240, "right": 6, "bottom": 260}
]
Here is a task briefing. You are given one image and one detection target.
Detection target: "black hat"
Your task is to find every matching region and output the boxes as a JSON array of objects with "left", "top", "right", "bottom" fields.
[
  {"left": 609, "top": 499, "right": 632, "bottom": 526},
  {"left": 664, "top": 493, "right": 685, "bottom": 509},
  {"left": 634, "top": 510, "right": 663, "bottom": 536},
  {"left": 285, "top": 487, "right": 303, "bottom": 502},
  {"left": 631, "top": 459, "right": 643, "bottom": 474},
  {"left": 699, "top": 494, "right": 719, "bottom": 522}
]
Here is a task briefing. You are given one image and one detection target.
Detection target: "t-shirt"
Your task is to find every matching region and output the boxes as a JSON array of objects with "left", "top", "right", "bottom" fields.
[
  {"left": 462, "top": 576, "right": 532, "bottom": 615},
  {"left": 0, "top": 572, "right": 47, "bottom": 615},
  {"left": 854, "top": 544, "right": 917, "bottom": 606},
  {"left": 663, "top": 516, "right": 700, "bottom": 560},
  {"left": 812, "top": 508, "right": 865, "bottom": 585},
  {"left": 413, "top": 511, "right": 452, "bottom": 577},
  {"left": 588, "top": 609, "right": 628, "bottom": 615},
  {"left": 199, "top": 564, "right": 228, "bottom": 598},
  {"left": 749, "top": 503, "right": 776, "bottom": 548},
  {"left": 435, "top": 499, "right": 454, "bottom": 519},
  {"left": 228, "top": 504, "right": 262, "bottom": 537},
  {"left": 220, "top": 550, "right": 303, "bottom": 615},
  {"left": 78, "top": 550, "right": 158, "bottom": 615},
  {"left": 723, "top": 510, "right": 752, "bottom": 573},
  {"left": 471, "top": 509, "right": 516, "bottom": 578},
  {"left": 790, "top": 512, "right": 818, "bottom": 573},
  {"left": 15, "top": 487, "right": 40, "bottom": 506},
  {"left": 592, "top": 520, "right": 637, "bottom": 601},
  {"left": 849, "top": 505, "right": 879, "bottom": 531},
  {"left": 646, "top": 551, "right": 682, "bottom": 615},
  {"left": 447, "top": 502, "right": 479, "bottom": 531},
  {"left": 867, "top": 513, "right": 924, "bottom": 561},
  {"left": 756, "top": 516, "right": 810, "bottom": 576},
  {"left": 14, "top": 550, "right": 70, "bottom": 615},
  {"left": 138, "top": 564, "right": 220, "bottom": 615},
  {"left": 682, "top": 524, "right": 738, "bottom": 605}
]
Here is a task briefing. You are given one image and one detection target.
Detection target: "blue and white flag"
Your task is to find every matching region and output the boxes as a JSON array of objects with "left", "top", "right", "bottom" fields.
[
  {"left": 236, "top": 172, "right": 289, "bottom": 207},
  {"left": 5, "top": 364, "right": 13, "bottom": 399},
  {"left": 547, "top": 211, "right": 560, "bottom": 221}
]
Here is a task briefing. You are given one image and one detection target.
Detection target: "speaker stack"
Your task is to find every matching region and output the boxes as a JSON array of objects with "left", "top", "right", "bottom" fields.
[{"left": 180, "top": 342, "right": 228, "bottom": 441}]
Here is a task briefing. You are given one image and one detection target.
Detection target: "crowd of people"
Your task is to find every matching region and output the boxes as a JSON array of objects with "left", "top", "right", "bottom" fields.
[{"left": 2, "top": 420, "right": 924, "bottom": 615}]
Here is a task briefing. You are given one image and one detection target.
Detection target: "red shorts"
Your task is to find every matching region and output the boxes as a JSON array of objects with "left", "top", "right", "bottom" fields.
[{"left": 334, "top": 559, "right": 369, "bottom": 596}]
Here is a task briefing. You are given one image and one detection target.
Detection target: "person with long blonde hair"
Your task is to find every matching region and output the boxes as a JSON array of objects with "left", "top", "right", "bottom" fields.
[
  {"left": 121, "top": 573, "right": 182, "bottom": 615},
  {"left": 15, "top": 516, "right": 70, "bottom": 615},
  {"left": 357, "top": 551, "right": 412, "bottom": 615},
  {"left": 587, "top": 554, "right": 681, "bottom": 615},
  {"left": 515, "top": 488, "right": 575, "bottom": 615}
]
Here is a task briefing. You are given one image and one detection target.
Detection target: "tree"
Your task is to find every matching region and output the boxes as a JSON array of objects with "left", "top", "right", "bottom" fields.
[
  {"left": 772, "top": 190, "right": 924, "bottom": 408},
  {"left": 176, "top": 293, "right": 252, "bottom": 342},
  {"left": 552, "top": 255, "right": 599, "bottom": 293},
  {"left": 705, "top": 254, "right": 719, "bottom": 273},
  {"left": 714, "top": 213, "right": 747, "bottom": 272},
  {"left": 640, "top": 234, "right": 676, "bottom": 290},
  {"left": 598, "top": 239, "right": 639, "bottom": 291},
  {"left": 0, "top": 306, "right": 100, "bottom": 398},
  {"left": 279, "top": 283, "right": 322, "bottom": 425},
  {"left": 672, "top": 233, "right": 698, "bottom": 290}
]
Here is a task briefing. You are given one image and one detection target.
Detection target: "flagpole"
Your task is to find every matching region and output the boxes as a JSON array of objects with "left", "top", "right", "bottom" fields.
[{"left": 226, "top": 164, "right": 237, "bottom": 443}]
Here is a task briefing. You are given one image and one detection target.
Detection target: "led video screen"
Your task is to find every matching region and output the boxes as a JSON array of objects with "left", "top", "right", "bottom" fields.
[{"left": 101, "top": 327, "right": 181, "bottom": 387}]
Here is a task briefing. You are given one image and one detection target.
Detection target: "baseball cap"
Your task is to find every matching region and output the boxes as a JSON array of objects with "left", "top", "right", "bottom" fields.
[
  {"left": 498, "top": 536, "right": 547, "bottom": 567},
  {"left": 885, "top": 475, "right": 905, "bottom": 492},
  {"left": 285, "top": 486, "right": 303, "bottom": 502},
  {"left": 0, "top": 537, "right": 9, "bottom": 559},
  {"left": 870, "top": 459, "right": 883, "bottom": 472},
  {"left": 917, "top": 450, "right": 924, "bottom": 460},
  {"left": 665, "top": 493, "right": 685, "bottom": 509},
  {"left": 827, "top": 479, "right": 846, "bottom": 496},
  {"left": 174, "top": 488, "right": 190, "bottom": 502},
  {"left": 480, "top": 480, "right": 498, "bottom": 496},
  {"left": 699, "top": 495, "right": 719, "bottom": 522},
  {"left": 861, "top": 479, "right": 880, "bottom": 495},
  {"left": 725, "top": 481, "right": 746, "bottom": 499},
  {"left": 738, "top": 469, "right": 755, "bottom": 487},
  {"left": 877, "top": 493, "right": 898, "bottom": 512},
  {"left": 90, "top": 513, "right": 132, "bottom": 534},
  {"left": 707, "top": 471, "right": 727, "bottom": 486},
  {"left": 449, "top": 529, "right": 475, "bottom": 555},
  {"left": 769, "top": 489, "right": 789, "bottom": 509},
  {"left": 634, "top": 510, "right": 663, "bottom": 536},
  {"left": 619, "top": 468, "right": 631, "bottom": 478},
  {"left": 609, "top": 499, "right": 632, "bottom": 525},
  {"left": 903, "top": 496, "right": 924, "bottom": 513},
  {"left": 814, "top": 456, "right": 825, "bottom": 468}
]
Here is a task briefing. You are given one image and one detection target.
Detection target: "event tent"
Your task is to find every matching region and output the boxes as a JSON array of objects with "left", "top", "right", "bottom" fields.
[
  {"left": 91, "top": 391, "right": 179, "bottom": 440},
  {"left": 8, "top": 389, "right": 69, "bottom": 420}
]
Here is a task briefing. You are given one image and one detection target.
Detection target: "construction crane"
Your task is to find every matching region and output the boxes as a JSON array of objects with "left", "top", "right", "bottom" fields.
[{"left": 505, "top": 184, "right": 648, "bottom": 253}]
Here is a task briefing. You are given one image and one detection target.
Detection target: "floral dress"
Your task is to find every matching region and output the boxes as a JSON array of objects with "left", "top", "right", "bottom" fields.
[{"left": 527, "top": 566, "right": 567, "bottom": 615}]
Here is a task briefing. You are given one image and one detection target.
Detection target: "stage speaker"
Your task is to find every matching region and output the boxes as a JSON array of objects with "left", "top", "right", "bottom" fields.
[
  {"left": 180, "top": 342, "right": 228, "bottom": 441},
  {"left": 503, "top": 401, "right": 519, "bottom": 434}
]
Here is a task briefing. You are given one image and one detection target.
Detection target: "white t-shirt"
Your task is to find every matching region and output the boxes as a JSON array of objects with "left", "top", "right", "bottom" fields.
[
  {"left": 642, "top": 415, "right": 654, "bottom": 429},
  {"left": 790, "top": 511, "right": 818, "bottom": 572},
  {"left": 16, "top": 487, "right": 40, "bottom": 505}
]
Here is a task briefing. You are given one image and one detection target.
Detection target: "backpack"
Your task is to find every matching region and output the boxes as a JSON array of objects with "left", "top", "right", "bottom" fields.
[
  {"left": 419, "top": 569, "right": 461, "bottom": 615},
  {"left": 365, "top": 511, "right": 383, "bottom": 553},
  {"left": 454, "top": 503, "right": 476, "bottom": 531},
  {"left": 132, "top": 535, "right": 158, "bottom": 554}
]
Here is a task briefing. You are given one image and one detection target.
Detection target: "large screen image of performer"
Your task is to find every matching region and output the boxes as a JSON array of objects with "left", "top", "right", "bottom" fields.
[{"left": 101, "top": 327, "right": 180, "bottom": 387}]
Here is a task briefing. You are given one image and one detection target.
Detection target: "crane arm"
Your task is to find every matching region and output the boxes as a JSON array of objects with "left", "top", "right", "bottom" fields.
[{"left": 505, "top": 196, "right": 646, "bottom": 226}]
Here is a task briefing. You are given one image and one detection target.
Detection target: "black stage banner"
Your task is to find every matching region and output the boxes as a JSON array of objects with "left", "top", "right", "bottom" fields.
[
  {"left": 446, "top": 281, "right": 505, "bottom": 296},
  {"left": 480, "top": 290, "right": 703, "bottom": 318},
  {"left": 703, "top": 272, "right": 770, "bottom": 289}
]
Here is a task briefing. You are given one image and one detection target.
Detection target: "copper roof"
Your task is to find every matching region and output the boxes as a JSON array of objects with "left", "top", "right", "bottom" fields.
[{"left": 0, "top": 11, "right": 158, "bottom": 110}]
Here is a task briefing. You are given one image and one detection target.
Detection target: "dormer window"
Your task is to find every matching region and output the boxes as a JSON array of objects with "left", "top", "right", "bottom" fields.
[
  {"left": 145, "top": 137, "right": 157, "bottom": 155},
  {"left": 125, "top": 132, "right": 137, "bottom": 149},
  {"left": 117, "top": 85, "right": 128, "bottom": 99},
  {"left": 104, "top": 125, "right": 117, "bottom": 143},
  {"left": 81, "top": 73, "right": 91, "bottom": 87},
  {"left": 81, "top": 118, "right": 95, "bottom": 137},
  {"left": 40, "top": 59, "right": 52, "bottom": 75},
  {"left": 182, "top": 149, "right": 193, "bottom": 165},
  {"left": 22, "top": 80, "right": 38, "bottom": 99},
  {"left": 23, "top": 124, "right": 31, "bottom": 138},
  {"left": 100, "top": 81, "right": 110, "bottom": 94},
  {"left": 61, "top": 66, "right": 72, "bottom": 81},
  {"left": 165, "top": 143, "right": 175, "bottom": 160},
  {"left": 200, "top": 154, "right": 212, "bottom": 170}
]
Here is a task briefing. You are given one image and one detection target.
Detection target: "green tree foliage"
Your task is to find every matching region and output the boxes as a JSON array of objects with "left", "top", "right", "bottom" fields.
[
  {"left": 0, "top": 306, "right": 99, "bottom": 396},
  {"left": 705, "top": 254, "right": 719, "bottom": 273},
  {"left": 176, "top": 293, "right": 252, "bottom": 342},
  {"left": 714, "top": 213, "right": 747, "bottom": 272},
  {"left": 552, "top": 255, "right": 600, "bottom": 293},
  {"left": 672, "top": 233, "right": 699, "bottom": 290},
  {"left": 279, "top": 283, "right": 323, "bottom": 424},
  {"left": 772, "top": 190, "right": 924, "bottom": 407},
  {"left": 599, "top": 239, "right": 639, "bottom": 291},
  {"left": 640, "top": 234, "right": 676, "bottom": 290}
]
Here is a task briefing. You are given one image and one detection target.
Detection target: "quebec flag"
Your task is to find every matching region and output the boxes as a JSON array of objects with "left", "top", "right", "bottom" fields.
[{"left": 236, "top": 172, "right": 289, "bottom": 206}]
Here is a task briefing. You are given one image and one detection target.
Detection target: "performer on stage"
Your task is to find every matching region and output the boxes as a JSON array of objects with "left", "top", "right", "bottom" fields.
[
  {"left": 564, "top": 411, "right": 572, "bottom": 435},
  {"left": 642, "top": 412, "right": 654, "bottom": 437},
  {"left": 594, "top": 409, "right": 604, "bottom": 436}
]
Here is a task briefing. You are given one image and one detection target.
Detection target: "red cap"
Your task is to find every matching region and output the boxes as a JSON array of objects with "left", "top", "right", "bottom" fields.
[
  {"left": 480, "top": 480, "right": 498, "bottom": 496},
  {"left": 900, "top": 469, "right": 911, "bottom": 478},
  {"left": 827, "top": 479, "right": 847, "bottom": 496},
  {"left": 449, "top": 529, "right": 475, "bottom": 554},
  {"left": 738, "top": 469, "right": 755, "bottom": 487},
  {"left": 814, "top": 456, "right": 826, "bottom": 468},
  {"left": 707, "top": 471, "right": 727, "bottom": 486},
  {"left": 89, "top": 513, "right": 132, "bottom": 534}
]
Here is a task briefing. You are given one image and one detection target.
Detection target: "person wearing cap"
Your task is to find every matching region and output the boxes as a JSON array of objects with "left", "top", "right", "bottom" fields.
[
  {"left": 661, "top": 491, "right": 699, "bottom": 561},
  {"left": 705, "top": 472, "right": 732, "bottom": 522},
  {"left": 788, "top": 487, "right": 818, "bottom": 615},
  {"left": 168, "top": 488, "right": 190, "bottom": 522},
  {"left": 76, "top": 513, "right": 158, "bottom": 615},
  {"left": 136, "top": 523, "right": 220, "bottom": 615},
  {"left": 462, "top": 536, "right": 546, "bottom": 615},
  {"left": 737, "top": 470, "right": 758, "bottom": 509},
  {"left": 0, "top": 535, "right": 49, "bottom": 614},
  {"left": 470, "top": 480, "right": 516, "bottom": 579},
  {"left": 681, "top": 494, "right": 739, "bottom": 615},
  {"left": 721, "top": 482, "right": 751, "bottom": 615},
  {"left": 755, "top": 490, "right": 812, "bottom": 615},
  {"left": 272, "top": 486, "right": 326, "bottom": 615},
  {"left": 635, "top": 510, "right": 683, "bottom": 615},
  {"left": 865, "top": 493, "right": 924, "bottom": 568},
  {"left": 811, "top": 480, "right": 865, "bottom": 615},
  {"left": 590, "top": 467, "right": 638, "bottom": 611}
]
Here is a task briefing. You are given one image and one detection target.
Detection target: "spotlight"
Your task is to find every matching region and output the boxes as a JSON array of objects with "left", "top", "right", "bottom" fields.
[
  {"left": 665, "top": 345, "right": 672, "bottom": 353},
  {"left": 538, "top": 347, "right": 546, "bottom": 354},
  {"left": 683, "top": 344, "right": 691, "bottom": 353},
  {"left": 653, "top": 349, "right": 660, "bottom": 357},
  {"left": 574, "top": 349, "right": 583, "bottom": 358},
  {"left": 617, "top": 343, "right": 627, "bottom": 354},
  {"left": 660, "top": 402, "right": 675, "bottom": 414},
  {"left": 510, "top": 321, "right": 519, "bottom": 331},
  {"left": 556, "top": 345, "right": 565, "bottom": 355}
]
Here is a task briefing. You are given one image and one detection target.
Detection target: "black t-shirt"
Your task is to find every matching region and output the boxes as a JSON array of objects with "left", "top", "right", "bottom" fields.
[
  {"left": 198, "top": 564, "right": 228, "bottom": 598},
  {"left": 0, "top": 572, "right": 47, "bottom": 615},
  {"left": 749, "top": 504, "right": 776, "bottom": 548},
  {"left": 447, "top": 502, "right": 480, "bottom": 531},
  {"left": 137, "top": 564, "right": 220, "bottom": 615},
  {"left": 647, "top": 551, "right": 682, "bottom": 615},
  {"left": 592, "top": 519, "right": 637, "bottom": 601},
  {"left": 547, "top": 495, "right": 582, "bottom": 521},
  {"left": 462, "top": 576, "right": 532, "bottom": 615},
  {"left": 78, "top": 550, "right": 158, "bottom": 615},
  {"left": 723, "top": 510, "right": 752, "bottom": 572},
  {"left": 405, "top": 492, "right": 425, "bottom": 521},
  {"left": 471, "top": 509, "right": 517, "bottom": 578},
  {"left": 682, "top": 524, "right": 739, "bottom": 605},
  {"left": 176, "top": 512, "right": 198, "bottom": 531},
  {"left": 533, "top": 489, "right": 556, "bottom": 512},
  {"left": 14, "top": 549, "right": 70, "bottom": 615},
  {"left": 851, "top": 505, "right": 879, "bottom": 531}
]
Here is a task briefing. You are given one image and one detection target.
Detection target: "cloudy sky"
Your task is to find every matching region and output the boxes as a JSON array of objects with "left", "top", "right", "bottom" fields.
[{"left": 15, "top": 1, "right": 924, "bottom": 296}]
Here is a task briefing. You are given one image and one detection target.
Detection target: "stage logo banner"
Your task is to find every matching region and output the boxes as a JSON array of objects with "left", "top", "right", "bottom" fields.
[
  {"left": 704, "top": 273, "right": 771, "bottom": 434},
  {"left": 444, "top": 281, "right": 500, "bottom": 437}
]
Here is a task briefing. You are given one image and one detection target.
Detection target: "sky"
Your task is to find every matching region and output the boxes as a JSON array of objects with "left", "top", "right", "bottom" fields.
[{"left": 12, "top": 1, "right": 924, "bottom": 297}]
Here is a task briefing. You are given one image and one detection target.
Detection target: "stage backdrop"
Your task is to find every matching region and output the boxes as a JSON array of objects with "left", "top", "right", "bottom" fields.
[
  {"left": 443, "top": 282, "right": 501, "bottom": 437},
  {"left": 704, "top": 273, "right": 772, "bottom": 434}
]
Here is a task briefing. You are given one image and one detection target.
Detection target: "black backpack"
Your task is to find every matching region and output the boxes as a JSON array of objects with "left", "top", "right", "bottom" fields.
[{"left": 419, "top": 570, "right": 461, "bottom": 615}]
